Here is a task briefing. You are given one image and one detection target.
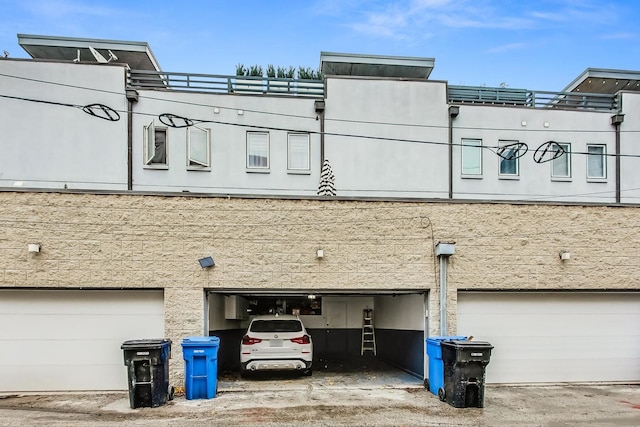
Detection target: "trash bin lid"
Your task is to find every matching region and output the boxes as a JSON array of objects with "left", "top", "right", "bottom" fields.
[
  {"left": 121, "top": 339, "right": 171, "bottom": 350},
  {"left": 426, "top": 336, "right": 467, "bottom": 345},
  {"left": 181, "top": 336, "right": 220, "bottom": 347},
  {"left": 442, "top": 340, "right": 493, "bottom": 350}
]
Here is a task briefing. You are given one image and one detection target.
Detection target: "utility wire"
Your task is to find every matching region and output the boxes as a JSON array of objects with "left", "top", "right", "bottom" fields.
[{"left": 2, "top": 71, "right": 640, "bottom": 134}]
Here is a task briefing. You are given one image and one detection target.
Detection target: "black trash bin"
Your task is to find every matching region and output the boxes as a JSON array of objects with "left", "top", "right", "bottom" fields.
[
  {"left": 440, "top": 340, "right": 493, "bottom": 408},
  {"left": 121, "top": 339, "right": 173, "bottom": 409}
]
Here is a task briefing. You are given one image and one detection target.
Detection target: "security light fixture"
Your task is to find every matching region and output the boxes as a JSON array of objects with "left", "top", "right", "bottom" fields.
[
  {"left": 559, "top": 251, "right": 571, "bottom": 261},
  {"left": 316, "top": 249, "right": 324, "bottom": 259},
  {"left": 198, "top": 256, "right": 215, "bottom": 269},
  {"left": 28, "top": 243, "right": 40, "bottom": 253}
]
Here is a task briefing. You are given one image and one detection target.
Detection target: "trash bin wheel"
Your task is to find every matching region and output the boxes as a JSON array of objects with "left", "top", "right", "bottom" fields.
[
  {"left": 424, "top": 378, "right": 429, "bottom": 390},
  {"left": 438, "top": 388, "right": 446, "bottom": 402},
  {"left": 168, "top": 386, "right": 175, "bottom": 401}
]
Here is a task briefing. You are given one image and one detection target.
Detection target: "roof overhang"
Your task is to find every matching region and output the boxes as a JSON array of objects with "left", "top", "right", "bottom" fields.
[
  {"left": 320, "top": 52, "right": 434, "bottom": 79},
  {"left": 563, "top": 67, "right": 640, "bottom": 94},
  {"left": 17, "top": 33, "right": 162, "bottom": 71}
]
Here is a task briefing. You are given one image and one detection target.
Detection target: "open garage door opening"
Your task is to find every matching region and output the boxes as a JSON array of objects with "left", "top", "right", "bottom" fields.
[{"left": 206, "top": 290, "right": 427, "bottom": 387}]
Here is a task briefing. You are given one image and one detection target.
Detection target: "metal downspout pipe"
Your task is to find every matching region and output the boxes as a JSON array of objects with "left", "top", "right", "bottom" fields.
[
  {"left": 315, "top": 100, "right": 326, "bottom": 169},
  {"left": 611, "top": 112, "right": 624, "bottom": 204},
  {"left": 448, "top": 105, "right": 459, "bottom": 199},
  {"left": 435, "top": 242, "right": 455, "bottom": 336},
  {"left": 126, "top": 88, "right": 139, "bottom": 191}
]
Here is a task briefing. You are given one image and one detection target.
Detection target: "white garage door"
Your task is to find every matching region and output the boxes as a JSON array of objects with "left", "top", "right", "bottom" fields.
[
  {"left": 457, "top": 292, "right": 640, "bottom": 384},
  {"left": 0, "top": 289, "right": 164, "bottom": 392}
]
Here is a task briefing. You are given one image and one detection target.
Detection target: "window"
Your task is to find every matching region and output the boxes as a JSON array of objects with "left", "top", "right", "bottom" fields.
[
  {"left": 247, "top": 132, "right": 269, "bottom": 170},
  {"left": 551, "top": 143, "right": 571, "bottom": 179},
  {"left": 461, "top": 139, "right": 482, "bottom": 176},
  {"left": 144, "top": 121, "right": 167, "bottom": 166},
  {"left": 247, "top": 296, "right": 322, "bottom": 316},
  {"left": 498, "top": 141, "right": 519, "bottom": 177},
  {"left": 187, "top": 126, "right": 210, "bottom": 170},
  {"left": 288, "top": 133, "right": 310, "bottom": 172},
  {"left": 587, "top": 144, "right": 606, "bottom": 179}
]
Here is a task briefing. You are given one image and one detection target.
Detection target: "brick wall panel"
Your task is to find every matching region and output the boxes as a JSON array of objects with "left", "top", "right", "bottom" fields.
[{"left": 3, "top": 192, "right": 640, "bottom": 365}]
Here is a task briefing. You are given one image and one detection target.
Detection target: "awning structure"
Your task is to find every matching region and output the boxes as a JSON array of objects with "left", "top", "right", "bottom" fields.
[
  {"left": 563, "top": 67, "right": 640, "bottom": 94},
  {"left": 320, "top": 52, "right": 434, "bottom": 79},
  {"left": 18, "top": 33, "right": 161, "bottom": 71}
]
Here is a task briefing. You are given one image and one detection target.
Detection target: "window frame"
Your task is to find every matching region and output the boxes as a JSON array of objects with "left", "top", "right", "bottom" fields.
[
  {"left": 586, "top": 144, "right": 607, "bottom": 181},
  {"left": 498, "top": 140, "right": 520, "bottom": 179},
  {"left": 287, "top": 133, "right": 311, "bottom": 173},
  {"left": 461, "top": 138, "right": 483, "bottom": 178},
  {"left": 186, "top": 126, "right": 211, "bottom": 171},
  {"left": 143, "top": 121, "right": 168, "bottom": 169},
  {"left": 246, "top": 131, "right": 270, "bottom": 172},
  {"left": 551, "top": 142, "right": 572, "bottom": 181}
]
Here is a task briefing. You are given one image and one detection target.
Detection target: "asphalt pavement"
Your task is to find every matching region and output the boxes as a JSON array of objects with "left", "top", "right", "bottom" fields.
[{"left": 1, "top": 361, "right": 639, "bottom": 426}]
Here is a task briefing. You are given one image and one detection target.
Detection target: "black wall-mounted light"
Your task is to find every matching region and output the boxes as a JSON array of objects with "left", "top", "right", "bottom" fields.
[{"left": 198, "top": 256, "right": 215, "bottom": 269}]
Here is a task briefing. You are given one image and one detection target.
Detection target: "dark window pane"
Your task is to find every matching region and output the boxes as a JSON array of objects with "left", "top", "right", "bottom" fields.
[{"left": 250, "top": 320, "right": 303, "bottom": 333}]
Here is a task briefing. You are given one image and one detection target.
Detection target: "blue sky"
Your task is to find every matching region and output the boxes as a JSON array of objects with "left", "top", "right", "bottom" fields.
[{"left": 1, "top": 0, "right": 639, "bottom": 90}]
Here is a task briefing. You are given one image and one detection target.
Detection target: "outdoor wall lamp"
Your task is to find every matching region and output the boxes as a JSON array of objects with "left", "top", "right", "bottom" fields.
[
  {"left": 559, "top": 251, "right": 571, "bottom": 261},
  {"left": 198, "top": 256, "right": 215, "bottom": 269},
  {"left": 27, "top": 243, "right": 40, "bottom": 254},
  {"left": 316, "top": 249, "right": 324, "bottom": 259}
]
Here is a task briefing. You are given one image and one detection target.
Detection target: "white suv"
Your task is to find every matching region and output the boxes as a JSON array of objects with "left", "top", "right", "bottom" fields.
[{"left": 240, "top": 314, "right": 313, "bottom": 376}]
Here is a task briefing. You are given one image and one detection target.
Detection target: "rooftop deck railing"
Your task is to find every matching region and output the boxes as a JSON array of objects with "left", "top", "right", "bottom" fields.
[
  {"left": 448, "top": 85, "right": 618, "bottom": 111},
  {"left": 128, "top": 70, "right": 324, "bottom": 97},
  {"left": 128, "top": 71, "right": 618, "bottom": 111}
]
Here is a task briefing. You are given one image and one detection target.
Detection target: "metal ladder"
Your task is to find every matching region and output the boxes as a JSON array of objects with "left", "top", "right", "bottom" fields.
[{"left": 361, "top": 308, "right": 377, "bottom": 355}]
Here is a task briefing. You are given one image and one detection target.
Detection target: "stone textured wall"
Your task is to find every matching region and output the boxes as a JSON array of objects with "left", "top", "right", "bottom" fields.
[{"left": 2, "top": 191, "right": 640, "bottom": 382}]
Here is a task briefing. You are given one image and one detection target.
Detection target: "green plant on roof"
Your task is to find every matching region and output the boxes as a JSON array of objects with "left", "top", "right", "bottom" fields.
[
  {"left": 276, "top": 66, "right": 295, "bottom": 79},
  {"left": 248, "top": 65, "right": 263, "bottom": 77},
  {"left": 266, "top": 64, "right": 276, "bottom": 78},
  {"left": 297, "top": 66, "right": 322, "bottom": 80}
]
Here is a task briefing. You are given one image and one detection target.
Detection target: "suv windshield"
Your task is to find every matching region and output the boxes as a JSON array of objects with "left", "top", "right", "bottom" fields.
[{"left": 250, "top": 319, "right": 303, "bottom": 333}]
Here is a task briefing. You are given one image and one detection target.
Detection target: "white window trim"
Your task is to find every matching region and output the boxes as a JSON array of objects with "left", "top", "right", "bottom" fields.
[
  {"left": 246, "top": 131, "right": 270, "bottom": 172},
  {"left": 586, "top": 144, "right": 607, "bottom": 182},
  {"left": 186, "top": 126, "right": 211, "bottom": 171},
  {"left": 461, "top": 138, "right": 483, "bottom": 178},
  {"left": 498, "top": 140, "right": 520, "bottom": 179},
  {"left": 287, "top": 133, "right": 311, "bottom": 174},
  {"left": 143, "top": 121, "right": 168, "bottom": 170},
  {"left": 551, "top": 142, "right": 572, "bottom": 181}
]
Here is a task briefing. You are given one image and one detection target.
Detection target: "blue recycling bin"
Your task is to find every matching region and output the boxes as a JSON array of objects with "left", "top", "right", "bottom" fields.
[
  {"left": 426, "top": 336, "right": 467, "bottom": 397},
  {"left": 182, "top": 336, "right": 220, "bottom": 400}
]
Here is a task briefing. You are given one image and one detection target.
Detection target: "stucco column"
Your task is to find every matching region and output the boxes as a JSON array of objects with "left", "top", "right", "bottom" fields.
[{"left": 164, "top": 287, "right": 206, "bottom": 387}]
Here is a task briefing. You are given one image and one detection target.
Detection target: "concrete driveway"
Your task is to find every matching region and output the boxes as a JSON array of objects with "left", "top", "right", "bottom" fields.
[{"left": 1, "top": 361, "right": 639, "bottom": 426}]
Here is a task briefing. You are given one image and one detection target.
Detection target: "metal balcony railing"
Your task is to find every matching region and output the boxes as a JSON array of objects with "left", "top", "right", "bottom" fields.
[
  {"left": 448, "top": 85, "right": 618, "bottom": 111},
  {"left": 128, "top": 70, "right": 324, "bottom": 97},
  {"left": 128, "top": 71, "right": 618, "bottom": 111}
]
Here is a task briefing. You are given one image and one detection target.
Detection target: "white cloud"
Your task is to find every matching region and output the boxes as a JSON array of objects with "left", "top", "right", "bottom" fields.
[
  {"left": 24, "top": 0, "right": 125, "bottom": 19},
  {"left": 599, "top": 32, "right": 639, "bottom": 40},
  {"left": 345, "top": 0, "right": 623, "bottom": 39},
  {"left": 485, "top": 42, "right": 529, "bottom": 54}
]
